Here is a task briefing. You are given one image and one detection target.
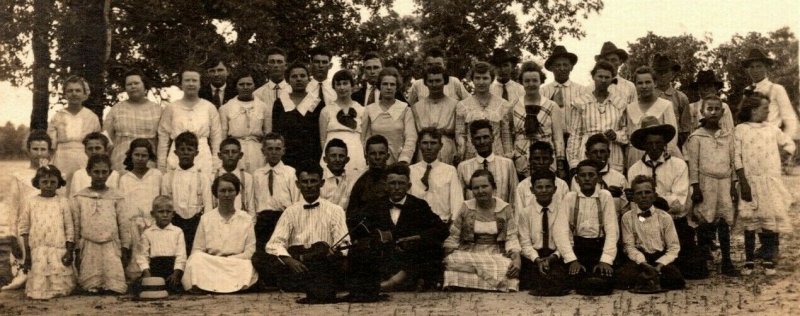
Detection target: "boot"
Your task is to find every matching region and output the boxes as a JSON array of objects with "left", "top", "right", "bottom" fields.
[
  {"left": 696, "top": 224, "right": 715, "bottom": 261},
  {"left": 743, "top": 230, "right": 756, "bottom": 276},
  {"left": 718, "top": 220, "right": 739, "bottom": 276}
]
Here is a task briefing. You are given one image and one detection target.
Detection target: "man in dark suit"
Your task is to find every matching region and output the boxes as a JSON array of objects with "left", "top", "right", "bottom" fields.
[
  {"left": 351, "top": 51, "right": 408, "bottom": 105},
  {"left": 199, "top": 57, "right": 237, "bottom": 108},
  {"left": 348, "top": 163, "right": 448, "bottom": 294}
]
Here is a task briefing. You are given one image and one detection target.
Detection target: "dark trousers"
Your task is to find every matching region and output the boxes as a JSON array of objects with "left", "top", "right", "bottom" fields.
[
  {"left": 697, "top": 220, "right": 734, "bottom": 262},
  {"left": 673, "top": 217, "right": 708, "bottom": 279},
  {"left": 745, "top": 229, "right": 779, "bottom": 263},
  {"left": 380, "top": 244, "right": 443, "bottom": 288},
  {"left": 265, "top": 253, "right": 343, "bottom": 300},
  {"left": 0, "top": 236, "right": 14, "bottom": 287},
  {"left": 520, "top": 248, "right": 569, "bottom": 295},
  {"left": 252, "top": 211, "right": 284, "bottom": 286},
  {"left": 615, "top": 251, "right": 685, "bottom": 291},
  {"left": 172, "top": 213, "right": 202, "bottom": 255},
  {"left": 132, "top": 256, "right": 181, "bottom": 294},
  {"left": 572, "top": 237, "right": 613, "bottom": 295}
]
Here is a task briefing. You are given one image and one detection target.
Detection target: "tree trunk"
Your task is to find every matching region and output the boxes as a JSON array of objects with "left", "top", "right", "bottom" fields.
[
  {"left": 75, "top": 0, "right": 111, "bottom": 125},
  {"left": 30, "top": 0, "right": 55, "bottom": 130}
]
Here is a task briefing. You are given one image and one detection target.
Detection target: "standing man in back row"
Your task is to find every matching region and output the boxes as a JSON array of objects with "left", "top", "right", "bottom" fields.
[
  {"left": 199, "top": 56, "right": 237, "bottom": 109},
  {"left": 352, "top": 51, "right": 407, "bottom": 105},
  {"left": 596, "top": 42, "right": 637, "bottom": 105},
  {"left": 408, "top": 48, "right": 470, "bottom": 104},
  {"left": 540, "top": 45, "right": 585, "bottom": 157},
  {"left": 489, "top": 48, "right": 525, "bottom": 103},
  {"left": 307, "top": 46, "right": 337, "bottom": 105},
  {"left": 254, "top": 47, "right": 290, "bottom": 108}
]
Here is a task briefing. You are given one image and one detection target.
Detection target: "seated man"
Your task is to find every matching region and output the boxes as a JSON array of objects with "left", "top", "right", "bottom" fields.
[
  {"left": 557, "top": 159, "right": 618, "bottom": 296},
  {"left": 517, "top": 169, "right": 570, "bottom": 296},
  {"left": 265, "top": 161, "right": 349, "bottom": 304},
  {"left": 350, "top": 163, "right": 448, "bottom": 292},
  {"left": 182, "top": 173, "right": 258, "bottom": 293},
  {"left": 616, "top": 175, "right": 685, "bottom": 292}
]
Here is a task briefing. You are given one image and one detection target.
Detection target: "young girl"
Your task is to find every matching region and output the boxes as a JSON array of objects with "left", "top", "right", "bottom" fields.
[
  {"left": 117, "top": 138, "right": 162, "bottom": 279},
  {"left": 47, "top": 76, "right": 102, "bottom": 184},
  {"left": 71, "top": 154, "right": 129, "bottom": 293},
  {"left": 684, "top": 95, "right": 739, "bottom": 276},
  {"left": 319, "top": 69, "right": 366, "bottom": 175},
  {"left": 18, "top": 165, "right": 75, "bottom": 299},
  {"left": 218, "top": 69, "right": 269, "bottom": 173},
  {"left": 734, "top": 93, "right": 796, "bottom": 276}
]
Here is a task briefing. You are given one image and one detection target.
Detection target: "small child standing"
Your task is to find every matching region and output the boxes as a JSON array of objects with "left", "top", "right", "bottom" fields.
[
  {"left": 734, "top": 93, "right": 796, "bottom": 276},
  {"left": 161, "top": 132, "right": 213, "bottom": 254},
  {"left": 134, "top": 196, "right": 186, "bottom": 293},
  {"left": 683, "top": 95, "right": 739, "bottom": 276},
  {"left": 18, "top": 165, "right": 76, "bottom": 299},
  {"left": 71, "top": 154, "right": 129, "bottom": 294},
  {"left": 117, "top": 138, "right": 162, "bottom": 279}
]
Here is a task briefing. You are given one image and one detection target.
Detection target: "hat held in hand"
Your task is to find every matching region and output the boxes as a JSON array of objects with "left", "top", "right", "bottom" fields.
[
  {"left": 629, "top": 267, "right": 667, "bottom": 294},
  {"left": 630, "top": 116, "right": 676, "bottom": 150}
]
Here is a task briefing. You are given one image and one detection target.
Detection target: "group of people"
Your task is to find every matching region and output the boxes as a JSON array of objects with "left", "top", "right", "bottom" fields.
[{"left": 1, "top": 41, "right": 797, "bottom": 303}]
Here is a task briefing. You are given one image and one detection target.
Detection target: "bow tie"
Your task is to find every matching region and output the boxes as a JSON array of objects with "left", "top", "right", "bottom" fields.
[
  {"left": 391, "top": 202, "right": 404, "bottom": 209},
  {"left": 336, "top": 107, "right": 358, "bottom": 129},
  {"left": 303, "top": 202, "right": 320, "bottom": 209}
]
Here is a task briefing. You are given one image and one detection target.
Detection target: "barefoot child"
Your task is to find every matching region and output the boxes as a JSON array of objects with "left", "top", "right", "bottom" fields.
[
  {"left": 117, "top": 138, "right": 163, "bottom": 279},
  {"left": 683, "top": 95, "right": 739, "bottom": 276},
  {"left": 18, "top": 165, "right": 76, "bottom": 299},
  {"left": 735, "top": 93, "right": 796, "bottom": 276},
  {"left": 71, "top": 154, "right": 129, "bottom": 294},
  {"left": 134, "top": 196, "right": 186, "bottom": 293}
]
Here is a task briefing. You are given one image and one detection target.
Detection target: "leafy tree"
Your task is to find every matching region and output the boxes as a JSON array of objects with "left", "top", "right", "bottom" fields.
[{"left": 624, "top": 32, "right": 712, "bottom": 93}]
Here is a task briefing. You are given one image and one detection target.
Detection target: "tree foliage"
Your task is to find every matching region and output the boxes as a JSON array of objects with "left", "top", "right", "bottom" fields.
[
  {"left": 625, "top": 32, "right": 712, "bottom": 91},
  {"left": 0, "top": 122, "right": 29, "bottom": 160}
]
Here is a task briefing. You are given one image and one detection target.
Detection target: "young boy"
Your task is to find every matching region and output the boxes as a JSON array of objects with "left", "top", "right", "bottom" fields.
[
  {"left": 2, "top": 130, "right": 53, "bottom": 289},
  {"left": 135, "top": 196, "right": 186, "bottom": 292},
  {"left": 557, "top": 159, "right": 618, "bottom": 295},
  {"left": 215, "top": 137, "right": 256, "bottom": 216},
  {"left": 517, "top": 169, "right": 570, "bottom": 296},
  {"left": 617, "top": 175, "right": 685, "bottom": 292},
  {"left": 515, "top": 141, "right": 569, "bottom": 214},
  {"left": 320, "top": 138, "right": 360, "bottom": 210},
  {"left": 68, "top": 132, "right": 120, "bottom": 197},
  {"left": 252, "top": 133, "right": 300, "bottom": 286},
  {"left": 571, "top": 134, "right": 627, "bottom": 213},
  {"left": 161, "top": 132, "right": 213, "bottom": 254}
]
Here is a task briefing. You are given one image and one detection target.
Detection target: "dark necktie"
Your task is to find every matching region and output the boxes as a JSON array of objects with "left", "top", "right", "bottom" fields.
[
  {"left": 304, "top": 202, "right": 320, "bottom": 209},
  {"left": 421, "top": 163, "right": 432, "bottom": 191},
  {"left": 318, "top": 82, "right": 324, "bottom": 101},
  {"left": 552, "top": 86, "right": 564, "bottom": 109},
  {"left": 273, "top": 84, "right": 281, "bottom": 100},
  {"left": 482, "top": 159, "right": 489, "bottom": 170},
  {"left": 643, "top": 157, "right": 664, "bottom": 188},
  {"left": 392, "top": 202, "right": 403, "bottom": 209},
  {"left": 542, "top": 207, "right": 550, "bottom": 250},
  {"left": 213, "top": 87, "right": 222, "bottom": 107},
  {"left": 366, "top": 85, "right": 376, "bottom": 105},
  {"left": 267, "top": 169, "right": 274, "bottom": 195},
  {"left": 502, "top": 83, "right": 509, "bottom": 101}
]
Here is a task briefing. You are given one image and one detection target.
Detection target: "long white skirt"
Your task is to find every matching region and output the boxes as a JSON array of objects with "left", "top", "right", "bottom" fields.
[{"left": 181, "top": 252, "right": 257, "bottom": 293}]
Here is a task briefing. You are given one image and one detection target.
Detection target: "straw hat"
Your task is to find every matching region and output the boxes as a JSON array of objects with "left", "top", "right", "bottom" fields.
[{"left": 139, "top": 277, "right": 169, "bottom": 300}]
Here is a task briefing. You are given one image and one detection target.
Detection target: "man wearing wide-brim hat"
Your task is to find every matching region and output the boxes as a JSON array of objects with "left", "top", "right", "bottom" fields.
[
  {"left": 651, "top": 54, "right": 692, "bottom": 147},
  {"left": 626, "top": 117, "right": 707, "bottom": 280},
  {"left": 595, "top": 42, "right": 637, "bottom": 104},
  {"left": 489, "top": 48, "right": 525, "bottom": 102},
  {"left": 540, "top": 45, "right": 586, "bottom": 156},
  {"left": 687, "top": 70, "right": 734, "bottom": 131},
  {"left": 741, "top": 47, "right": 798, "bottom": 140}
]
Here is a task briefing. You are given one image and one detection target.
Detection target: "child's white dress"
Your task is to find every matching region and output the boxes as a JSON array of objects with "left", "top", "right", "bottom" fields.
[{"left": 734, "top": 122, "right": 796, "bottom": 233}]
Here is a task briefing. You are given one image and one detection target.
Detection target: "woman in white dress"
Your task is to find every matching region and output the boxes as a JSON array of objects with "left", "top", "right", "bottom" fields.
[
  {"left": 219, "top": 69, "right": 269, "bottom": 172},
  {"left": 182, "top": 173, "right": 257, "bottom": 293},
  {"left": 362, "top": 67, "right": 418, "bottom": 164},
  {"left": 157, "top": 66, "right": 223, "bottom": 174},
  {"left": 48, "top": 76, "right": 101, "bottom": 184},
  {"left": 319, "top": 70, "right": 366, "bottom": 174},
  {"left": 625, "top": 66, "right": 682, "bottom": 168}
]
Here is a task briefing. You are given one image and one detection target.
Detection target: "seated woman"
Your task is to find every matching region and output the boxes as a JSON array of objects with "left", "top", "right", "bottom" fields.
[
  {"left": 443, "top": 169, "right": 521, "bottom": 292},
  {"left": 181, "top": 173, "right": 258, "bottom": 293}
]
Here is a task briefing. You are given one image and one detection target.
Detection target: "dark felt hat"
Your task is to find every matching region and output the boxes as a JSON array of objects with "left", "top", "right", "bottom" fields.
[
  {"left": 629, "top": 268, "right": 668, "bottom": 294},
  {"left": 630, "top": 116, "right": 676, "bottom": 150},
  {"left": 740, "top": 48, "right": 774, "bottom": 68},
  {"left": 576, "top": 276, "right": 614, "bottom": 296},
  {"left": 687, "top": 70, "right": 724, "bottom": 91},
  {"left": 490, "top": 48, "right": 520, "bottom": 66},
  {"left": 595, "top": 41, "right": 629, "bottom": 63},
  {"left": 544, "top": 45, "right": 578, "bottom": 71},
  {"left": 651, "top": 54, "right": 681, "bottom": 73}
]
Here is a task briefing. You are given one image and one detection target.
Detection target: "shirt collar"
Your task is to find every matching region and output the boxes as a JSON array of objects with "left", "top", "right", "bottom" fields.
[
  {"left": 577, "top": 189, "right": 600, "bottom": 198},
  {"left": 149, "top": 223, "right": 180, "bottom": 232},
  {"left": 367, "top": 100, "right": 406, "bottom": 121},
  {"left": 464, "top": 197, "right": 508, "bottom": 212},
  {"left": 553, "top": 79, "right": 573, "bottom": 88},
  {"left": 390, "top": 196, "right": 407, "bottom": 206},
  {"left": 323, "top": 165, "right": 345, "bottom": 179},
  {"left": 532, "top": 198, "right": 554, "bottom": 213},
  {"left": 261, "top": 162, "right": 285, "bottom": 173},
  {"left": 644, "top": 153, "right": 667, "bottom": 163},
  {"left": 754, "top": 77, "right": 771, "bottom": 88},
  {"left": 211, "top": 83, "right": 226, "bottom": 90},
  {"left": 477, "top": 153, "right": 496, "bottom": 164}
]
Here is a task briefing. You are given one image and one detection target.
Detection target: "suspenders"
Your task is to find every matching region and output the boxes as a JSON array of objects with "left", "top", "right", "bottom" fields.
[{"left": 570, "top": 195, "right": 604, "bottom": 237}]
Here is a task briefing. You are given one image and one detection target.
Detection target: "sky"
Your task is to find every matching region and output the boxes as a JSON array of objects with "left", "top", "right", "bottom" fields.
[{"left": 1, "top": 0, "right": 798, "bottom": 126}]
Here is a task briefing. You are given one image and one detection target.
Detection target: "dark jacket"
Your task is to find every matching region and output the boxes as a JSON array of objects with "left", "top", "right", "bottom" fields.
[
  {"left": 351, "top": 84, "right": 408, "bottom": 106},
  {"left": 199, "top": 82, "right": 238, "bottom": 109},
  {"left": 352, "top": 194, "right": 448, "bottom": 246}
]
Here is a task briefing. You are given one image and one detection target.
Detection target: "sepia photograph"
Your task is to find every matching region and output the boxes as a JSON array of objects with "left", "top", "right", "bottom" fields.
[{"left": 0, "top": 0, "right": 798, "bottom": 314}]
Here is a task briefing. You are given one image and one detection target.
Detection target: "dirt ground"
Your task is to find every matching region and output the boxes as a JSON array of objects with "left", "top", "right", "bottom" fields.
[{"left": 0, "top": 160, "right": 798, "bottom": 315}]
